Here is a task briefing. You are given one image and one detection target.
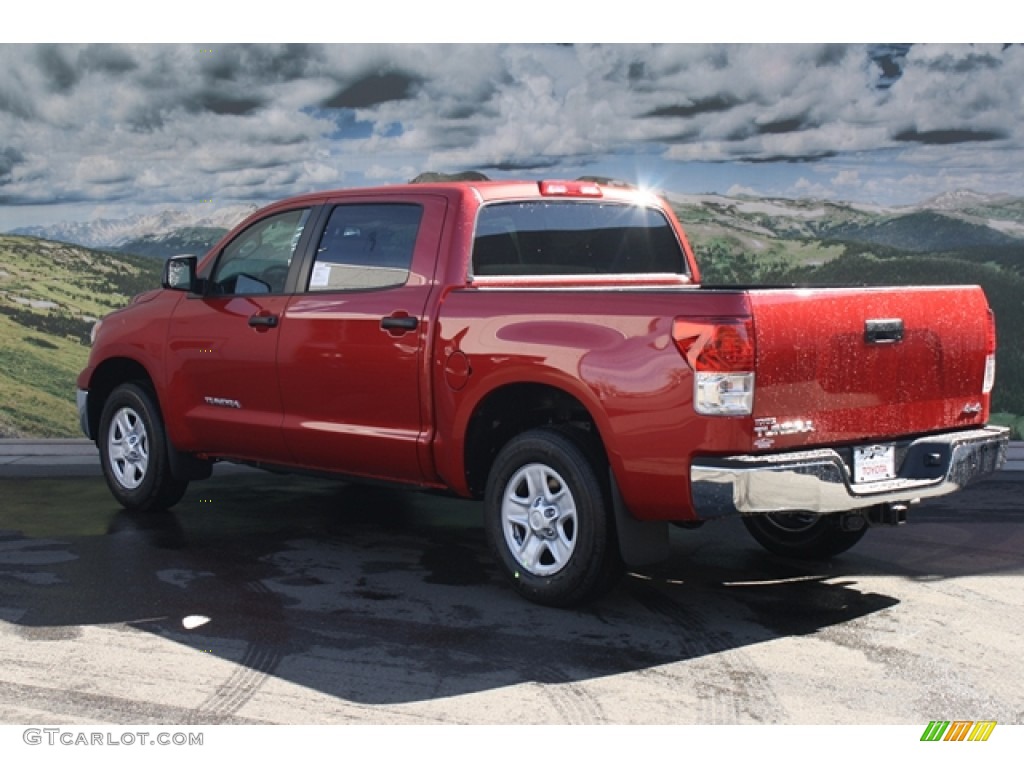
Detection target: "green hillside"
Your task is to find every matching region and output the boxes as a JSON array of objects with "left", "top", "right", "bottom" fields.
[
  {"left": 0, "top": 236, "right": 162, "bottom": 437},
  {"left": 822, "top": 211, "right": 1021, "bottom": 253}
]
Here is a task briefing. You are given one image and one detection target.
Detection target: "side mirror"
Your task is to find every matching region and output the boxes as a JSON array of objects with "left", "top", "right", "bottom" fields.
[{"left": 162, "top": 255, "right": 198, "bottom": 292}]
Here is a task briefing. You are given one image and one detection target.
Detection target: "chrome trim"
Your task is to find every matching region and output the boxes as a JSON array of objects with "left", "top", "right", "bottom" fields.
[
  {"left": 469, "top": 272, "right": 692, "bottom": 287},
  {"left": 76, "top": 388, "right": 91, "bottom": 440},
  {"left": 690, "top": 426, "right": 1009, "bottom": 518}
]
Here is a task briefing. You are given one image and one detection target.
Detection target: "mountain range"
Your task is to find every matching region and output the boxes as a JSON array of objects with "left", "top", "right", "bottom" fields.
[
  {"left": 667, "top": 189, "right": 1024, "bottom": 256},
  {"left": 9, "top": 205, "right": 257, "bottom": 259},
  {"left": 7, "top": 189, "right": 1024, "bottom": 260}
]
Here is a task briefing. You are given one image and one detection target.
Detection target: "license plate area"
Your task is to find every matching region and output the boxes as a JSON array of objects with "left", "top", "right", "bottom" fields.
[{"left": 853, "top": 444, "right": 896, "bottom": 484}]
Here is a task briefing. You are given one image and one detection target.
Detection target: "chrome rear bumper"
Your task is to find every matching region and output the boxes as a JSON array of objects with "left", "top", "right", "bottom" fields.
[{"left": 690, "top": 426, "right": 1009, "bottom": 518}]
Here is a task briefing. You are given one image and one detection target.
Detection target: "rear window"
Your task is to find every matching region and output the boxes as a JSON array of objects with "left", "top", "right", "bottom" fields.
[{"left": 472, "top": 201, "right": 686, "bottom": 277}]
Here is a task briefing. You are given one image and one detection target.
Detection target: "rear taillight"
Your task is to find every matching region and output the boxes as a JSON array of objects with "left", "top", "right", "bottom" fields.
[
  {"left": 672, "top": 317, "right": 755, "bottom": 416},
  {"left": 983, "top": 308, "right": 996, "bottom": 394}
]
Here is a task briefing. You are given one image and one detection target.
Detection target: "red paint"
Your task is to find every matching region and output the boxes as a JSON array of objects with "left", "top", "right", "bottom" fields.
[{"left": 78, "top": 180, "right": 998, "bottom": 522}]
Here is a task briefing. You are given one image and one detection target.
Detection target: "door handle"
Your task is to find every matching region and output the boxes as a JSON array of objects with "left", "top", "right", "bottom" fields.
[
  {"left": 380, "top": 315, "right": 418, "bottom": 332},
  {"left": 248, "top": 314, "right": 279, "bottom": 329},
  {"left": 864, "top": 318, "right": 903, "bottom": 345}
]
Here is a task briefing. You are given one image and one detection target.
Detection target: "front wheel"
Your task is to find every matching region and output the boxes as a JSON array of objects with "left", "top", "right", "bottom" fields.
[
  {"left": 742, "top": 512, "right": 867, "bottom": 560},
  {"left": 484, "top": 427, "right": 622, "bottom": 607},
  {"left": 98, "top": 382, "right": 188, "bottom": 513}
]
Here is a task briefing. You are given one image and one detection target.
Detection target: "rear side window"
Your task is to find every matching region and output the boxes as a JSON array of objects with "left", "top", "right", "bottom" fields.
[
  {"left": 472, "top": 201, "right": 685, "bottom": 277},
  {"left": 308, "top": 203, "right": 423, "bottom": 291}
]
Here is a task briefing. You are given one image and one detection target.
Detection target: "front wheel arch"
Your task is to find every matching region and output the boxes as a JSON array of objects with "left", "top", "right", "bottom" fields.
[
  {"left": 97, "top": 381, "right": 189, "bottom": 512},
  {"left": 83, "top": 357, "right": 155, "bottom": 440}
]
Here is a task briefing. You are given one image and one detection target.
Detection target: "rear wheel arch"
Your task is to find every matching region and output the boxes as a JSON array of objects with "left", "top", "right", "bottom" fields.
[
  {"left": 484, "top": 424, "right": 624, "bottom": 606},
  {"left": 461, "top": 382, "right": 610, "bottom": 499},
  {"left": 462, "top": 382, "right": 669, "bottom": 579}
]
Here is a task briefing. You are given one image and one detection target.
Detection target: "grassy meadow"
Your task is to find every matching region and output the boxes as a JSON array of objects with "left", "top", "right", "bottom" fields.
[{"left": 0, "top": 236, "right": 162, "bottom": 437}]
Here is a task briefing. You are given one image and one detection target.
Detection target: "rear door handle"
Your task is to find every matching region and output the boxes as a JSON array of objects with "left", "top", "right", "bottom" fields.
[
  {"left": 248, "top": 314, "right": 279, "bottom": 329},
  {"left": 380, "top": 315, "right": 418, "bottom": 332}
]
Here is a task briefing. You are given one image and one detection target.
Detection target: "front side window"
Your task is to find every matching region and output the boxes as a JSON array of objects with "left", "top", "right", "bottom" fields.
[
  {"left": 307, "top": 203, "right": 423, "bottom": 292},
  {"left": 472, "top": 201, "right": 686, "bottom": 277},
  {"left": 210, "top": 208, "right": 311, "bottom": 295}
]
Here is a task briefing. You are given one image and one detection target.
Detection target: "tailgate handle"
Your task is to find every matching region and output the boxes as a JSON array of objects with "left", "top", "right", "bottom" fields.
[{"left": 864, "top": 318, "right": 903, "bottom": 345}]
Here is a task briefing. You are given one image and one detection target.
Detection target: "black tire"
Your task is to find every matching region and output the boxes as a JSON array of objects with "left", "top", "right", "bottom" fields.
[
  {"left": 742, "top": 512, "right": 867, "bottom": 560},
  {"left": 484, "top": 427, "right": 623, "bottom": 607},
  {"left": 97, "top": 382, "right": 189, "bottom": 513}
]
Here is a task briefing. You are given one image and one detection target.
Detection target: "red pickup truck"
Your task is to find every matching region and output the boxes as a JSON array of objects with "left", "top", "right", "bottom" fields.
[{"left": 77, "top": 179, "right": 1009, "bottom": 606}]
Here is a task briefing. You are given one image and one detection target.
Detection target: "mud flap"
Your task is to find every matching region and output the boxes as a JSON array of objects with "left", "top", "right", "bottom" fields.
[
  {"left": 610, "top": 470, "right": 670, "bottom": 566},
  {"left": 166, "top": 432, "right": 213, "bottom": 482}
]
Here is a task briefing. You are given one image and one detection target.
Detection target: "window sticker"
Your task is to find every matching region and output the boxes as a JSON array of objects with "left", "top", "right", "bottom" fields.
[{"left": 310, "top": 262, "right": 332, "bottom": 288}]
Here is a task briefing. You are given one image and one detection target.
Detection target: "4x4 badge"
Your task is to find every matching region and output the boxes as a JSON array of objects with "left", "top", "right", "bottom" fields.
[{"left": 754, "top": 417, "right": 815, "bottom": 438}]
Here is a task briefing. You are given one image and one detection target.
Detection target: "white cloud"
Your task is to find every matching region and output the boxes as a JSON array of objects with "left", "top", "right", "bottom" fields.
[{"left": 2, "top": 43, "right": 1024, "bottom": 226}]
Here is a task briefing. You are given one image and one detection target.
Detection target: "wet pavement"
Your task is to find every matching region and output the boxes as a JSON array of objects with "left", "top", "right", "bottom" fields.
[{"left": 0, "top": 452, "right": 1022, "bottom": 724}]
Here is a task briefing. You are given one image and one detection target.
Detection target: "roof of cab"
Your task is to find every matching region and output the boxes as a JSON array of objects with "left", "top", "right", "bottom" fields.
[{"left": 258, "top": 179, "right": 659, "bottom": 211}]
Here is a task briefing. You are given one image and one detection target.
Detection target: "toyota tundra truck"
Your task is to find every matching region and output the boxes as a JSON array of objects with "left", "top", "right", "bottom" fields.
[{"left": 76, "top": 179, "right": 1009, "bottom": 606}]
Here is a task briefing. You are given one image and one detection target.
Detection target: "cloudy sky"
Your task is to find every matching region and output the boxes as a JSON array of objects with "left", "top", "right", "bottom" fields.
[{"left": 2, "top": 41, "right": 1023, "bottom": 231}]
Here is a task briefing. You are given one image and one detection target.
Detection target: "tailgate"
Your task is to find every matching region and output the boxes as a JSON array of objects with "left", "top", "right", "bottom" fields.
[{"left": 749, "top": 285, "right": 994, "bottom": 449}]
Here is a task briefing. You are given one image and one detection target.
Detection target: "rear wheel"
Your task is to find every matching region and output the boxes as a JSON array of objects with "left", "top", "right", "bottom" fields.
[
  {"left": 484, "top": 427, "right": 622, "bottom": 607},
  {"left": 742, "top": 512, "right": 867, "bottom": 560},
  {"left": 98, "top": 383, "right": 188, "bottom": 512}
]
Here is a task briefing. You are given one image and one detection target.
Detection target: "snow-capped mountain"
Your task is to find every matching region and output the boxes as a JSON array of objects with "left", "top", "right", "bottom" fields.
[
  {"left": 914, "top": 189, "right": 1009, "bottom": 212},
  {"left": 11, "top": 205, "right": 258, "bottom": 250}
]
